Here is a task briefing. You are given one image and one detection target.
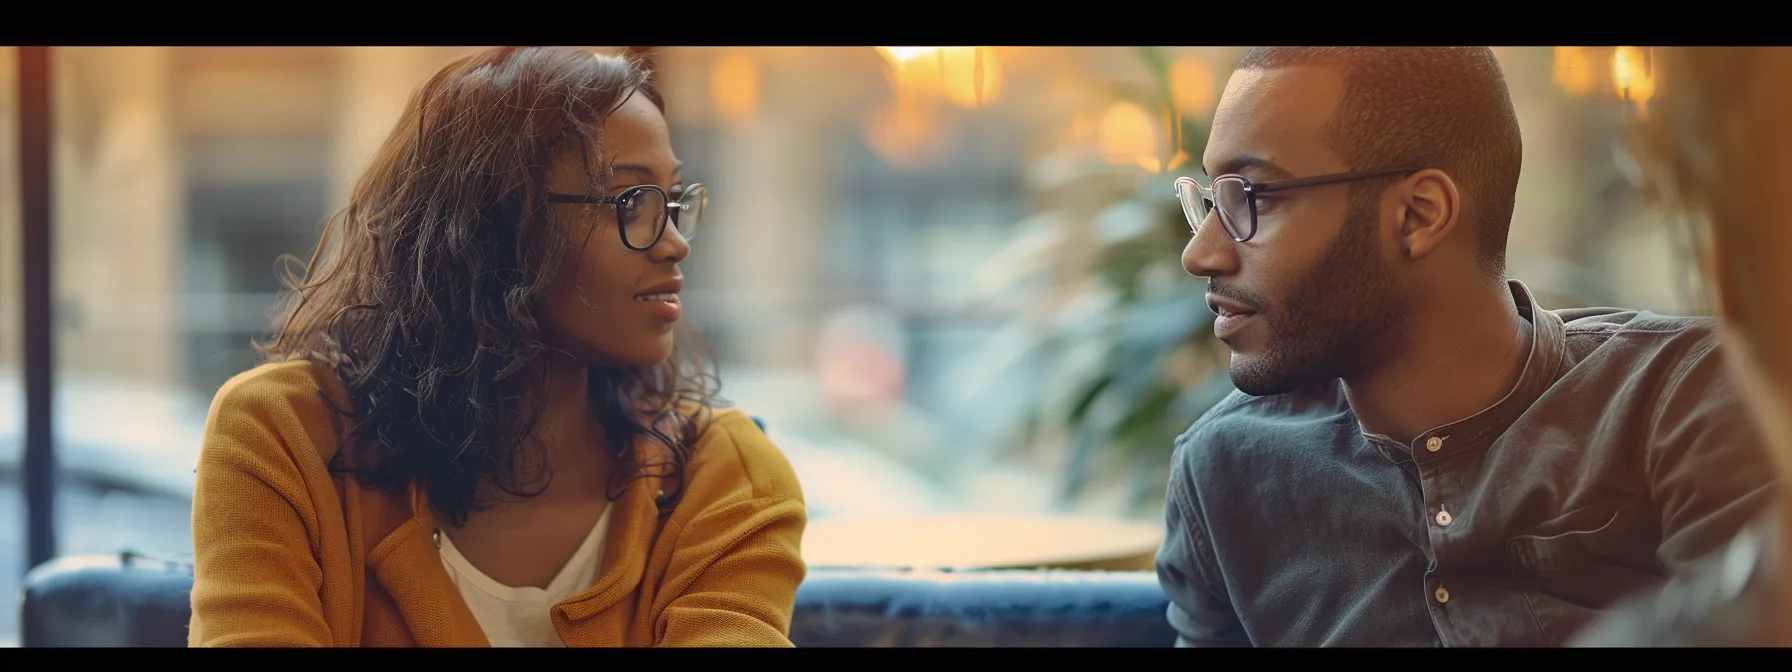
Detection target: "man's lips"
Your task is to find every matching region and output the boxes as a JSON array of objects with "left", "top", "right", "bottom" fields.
[
  {"left": 1208, "top": 292, "right": 1260, "bottom": 341},
  {"left": 1206, "top": 293, "right": 1258, "bottom": 318}
]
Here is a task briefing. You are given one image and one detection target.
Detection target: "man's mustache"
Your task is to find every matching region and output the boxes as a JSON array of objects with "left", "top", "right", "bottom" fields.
[{"left": 1206, "top": 281, "right": 1264, "bottom": 313}]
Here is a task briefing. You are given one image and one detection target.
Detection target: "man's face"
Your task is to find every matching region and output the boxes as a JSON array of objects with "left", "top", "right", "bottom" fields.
[{"left": 1182, "top": 65, "right": 1406, "bottom": 396}]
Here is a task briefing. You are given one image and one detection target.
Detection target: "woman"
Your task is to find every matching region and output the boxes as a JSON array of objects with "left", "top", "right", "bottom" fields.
[
  {"left": 186, "top": 46, "right": 807, "bottom": 647},
  {"left": 1570, "top": 46, "right": 1792, "bottom": 647}
]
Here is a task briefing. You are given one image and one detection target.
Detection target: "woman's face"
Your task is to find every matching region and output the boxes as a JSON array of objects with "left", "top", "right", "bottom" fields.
[{"left": 538, "top": 91, "right": 692, "bottom": 369}]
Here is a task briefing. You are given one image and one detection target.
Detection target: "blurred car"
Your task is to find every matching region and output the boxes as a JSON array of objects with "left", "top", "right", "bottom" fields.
[{"left": 0, "top": 372, "right": 209, "bottom": 498}]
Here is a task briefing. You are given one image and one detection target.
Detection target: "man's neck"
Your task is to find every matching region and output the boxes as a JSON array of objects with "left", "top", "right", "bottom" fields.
[{"left": 1342, "top": 282, "right": 1532, "bottom": 444}]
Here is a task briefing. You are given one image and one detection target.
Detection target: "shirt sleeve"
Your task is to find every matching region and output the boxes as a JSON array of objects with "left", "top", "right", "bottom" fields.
[
  {"left": 1156, "top": 433, "right": 1251, "bottom": 647},
  {"left": 649, "top": 419, "right": 808, "bottom": 647},
  {"left": 188, "top": 374, "right": 336, "bottom": 647},
  {"left": 1573, "top": 336, "right": 1790, "bottom": 647},
  {"left": 651, "top": 497, "right": 806, "bottom": 647},
  {"left": 1646, "top": 336, "right": 1783, "bottom": 575},
  {"left": 1571, "top": 514, "right": 1784, "bottom": 647}
]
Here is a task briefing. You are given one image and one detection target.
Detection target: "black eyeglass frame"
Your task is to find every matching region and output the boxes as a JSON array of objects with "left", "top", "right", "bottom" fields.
[
  {"left": 1174, "top": 168, "right": 1421, "bottom": 242},
  {"left": 546, "top": 182, "right": 707, "bottom": 251}
]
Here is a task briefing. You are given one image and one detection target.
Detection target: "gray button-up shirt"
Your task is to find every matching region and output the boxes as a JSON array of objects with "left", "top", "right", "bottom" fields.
[
  {"left": 1156, "top": 280, "right": 1781, "bottom": 647},
  {"left": 1570, "top": 512, "right": 1784, "bottom": 647}
]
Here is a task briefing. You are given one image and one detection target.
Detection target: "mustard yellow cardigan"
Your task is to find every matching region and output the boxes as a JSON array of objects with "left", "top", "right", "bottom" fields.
[{"left": 187, "top": 360, "right": 807, "bottom": 647}]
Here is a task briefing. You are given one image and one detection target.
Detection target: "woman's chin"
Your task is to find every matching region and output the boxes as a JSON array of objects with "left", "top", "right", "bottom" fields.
[{"left": 545, "top": 334, "right": 674, "bottom": 370}]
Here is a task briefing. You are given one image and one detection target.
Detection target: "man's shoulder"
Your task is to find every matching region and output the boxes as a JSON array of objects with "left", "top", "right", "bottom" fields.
[
  {"left": 1174, "top": 381, "right": 1351, "bottom": 464},
  {"left": 1551, "top": 306, "right": 1723, "bottom": 369},
  {"left": 1554, "top": 306, "right": 1722, "bottom": 346},
  {"left": 1547, "top": 306, "right": 1745, "bottom": 442}
]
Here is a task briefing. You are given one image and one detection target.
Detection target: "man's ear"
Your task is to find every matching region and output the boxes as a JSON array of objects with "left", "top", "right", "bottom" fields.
[{"left": 1394, "top": 169, "right": 1461, "bottom": 260}]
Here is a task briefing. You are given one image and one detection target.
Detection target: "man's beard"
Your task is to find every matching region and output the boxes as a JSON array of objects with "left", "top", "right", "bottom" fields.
[{"left": 1225, "top": 196, "right": 1405, "bottom": 396}]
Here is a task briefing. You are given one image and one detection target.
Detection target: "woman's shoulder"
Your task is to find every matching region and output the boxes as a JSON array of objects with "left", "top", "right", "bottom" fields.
[
  {"left": 208, "top": 360, "right": 345, "bottom": 419},
  {"left": 201, "top": 359, "right": 351, "bottom": 468},
  {"left": 681, "top": 406, "right": 802, "bottom": 502}
]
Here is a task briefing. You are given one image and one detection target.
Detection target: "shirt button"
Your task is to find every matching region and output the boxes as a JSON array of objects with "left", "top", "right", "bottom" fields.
[
  {"left": 1435, "top": 509, "right": 1452, "bottom": 526},
  {"left": 1435, "top": 586, "right": 1450, "bottom": 604},
  {"left": 1425, "top": 436, "right": 1444, "bottom": 452}
]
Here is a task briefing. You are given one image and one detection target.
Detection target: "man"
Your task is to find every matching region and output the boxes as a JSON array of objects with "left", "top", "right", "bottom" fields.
[{"left": 1155, "top": 46, "right": 1780, "bottom": 647}]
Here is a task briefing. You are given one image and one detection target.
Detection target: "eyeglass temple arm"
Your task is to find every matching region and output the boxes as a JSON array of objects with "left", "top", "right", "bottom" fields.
[{"left": 1253, "top": 167, "right": 1422, "bottom": 193}]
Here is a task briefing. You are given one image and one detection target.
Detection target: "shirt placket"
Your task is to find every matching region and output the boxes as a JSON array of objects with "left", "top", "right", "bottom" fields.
[{"left": 1412, "top": 431, "right": 1455, "bottom": 646}]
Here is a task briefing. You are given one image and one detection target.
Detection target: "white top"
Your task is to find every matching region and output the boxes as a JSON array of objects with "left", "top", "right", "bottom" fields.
[{"left": 437, "top": 506, "right": 614, "bottom": 647}]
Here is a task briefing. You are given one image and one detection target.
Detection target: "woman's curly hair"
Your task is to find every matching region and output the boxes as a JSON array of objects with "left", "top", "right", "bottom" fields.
[
  {"left": 256, "top": 46, "right": 720, "bottom": 526},
  {"left": 1627, "top": 47, "right": 1792, "bottom": 378}
]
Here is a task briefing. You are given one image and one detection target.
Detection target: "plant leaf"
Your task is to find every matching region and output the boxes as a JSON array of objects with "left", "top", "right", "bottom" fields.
[
  {"left": 1095, "top": 201, "right": 1158, "bottom": 245},
  {"left": 1068, "top": 374, "right": 1115, "bottom": 425},
  {"left": 1137, "top": 46, "right": 1177, "bottom": 112}
]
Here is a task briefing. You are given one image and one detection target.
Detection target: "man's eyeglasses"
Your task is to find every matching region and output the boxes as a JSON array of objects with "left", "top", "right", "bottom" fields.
[
  {"left": 1174, "top": 168, "right": 1419, "bottom": 243},
  {"left": 547, "top": 183, "right": 707, "bottom": 251}
]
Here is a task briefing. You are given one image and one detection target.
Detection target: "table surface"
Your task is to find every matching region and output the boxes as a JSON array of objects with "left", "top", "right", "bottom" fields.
[{"left": 800, "top": 512, "right": 1164, "bottom": 570}]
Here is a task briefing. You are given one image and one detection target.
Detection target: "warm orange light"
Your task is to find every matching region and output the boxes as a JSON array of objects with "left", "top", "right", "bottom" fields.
[
  {"left": 881, "top": 48, "right": 943, "bottom": 98},
  {"left": 1552, "top": 46, "right": 1597, "bottom": 96},
  {"left": 1611, "top": 46, "right": 1656, "bottom": 110},
  {"left": 876, "top": 47, "right": 941, "bottom": 65},
  {"left": 864, "top": 46, "right": 999, "bottom": 163},
  {"left": 710, "top": 51, "right": 759, "bottom": 126},
  {"left": 939, "top": 47, "right": 1002, "bottom": 108},
  {"left": 1098, "top": 101, "right": 1160, "bottom": 173},
  {"left": 1169, "top": 56, "right": 1216, "bottom": 118},
  {"left": 866, "top": 90, "right": 946, "bottom": 169},
  {"left": 1054, "top": 110, "right": 1091, "bottom": 155},
  {"left": 1165, "top": 148, "right": 1192, "bottom": 172}
]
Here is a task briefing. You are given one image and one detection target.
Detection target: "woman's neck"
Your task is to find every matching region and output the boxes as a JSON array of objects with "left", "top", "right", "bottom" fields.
[{"left": 528, "top": 357, "right": 614, "bottom": 495}]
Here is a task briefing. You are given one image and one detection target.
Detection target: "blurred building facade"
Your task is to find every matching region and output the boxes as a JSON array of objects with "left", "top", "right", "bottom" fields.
[{"left": 2, "top": 46, "right": 1105, "bottom": 398}]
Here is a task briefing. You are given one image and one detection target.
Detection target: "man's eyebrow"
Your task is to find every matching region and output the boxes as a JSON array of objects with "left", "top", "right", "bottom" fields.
[{"left": 1202, "top": 154, "right": 1295, "bottom": 181}]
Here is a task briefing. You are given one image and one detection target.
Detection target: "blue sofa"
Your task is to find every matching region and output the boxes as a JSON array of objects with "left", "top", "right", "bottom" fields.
[{"left": 18, "top": 552, "right": 1177, "bottom": 647}]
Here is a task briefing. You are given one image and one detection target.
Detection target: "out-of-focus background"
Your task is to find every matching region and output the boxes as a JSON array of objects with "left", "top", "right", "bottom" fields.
[{"left": 0, "top": 46, "right": 1681, "bottom": 645}]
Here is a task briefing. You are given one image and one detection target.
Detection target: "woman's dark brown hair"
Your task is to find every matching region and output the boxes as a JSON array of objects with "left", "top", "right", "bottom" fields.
[
  {"left": 1628, "top": 47, "right": 1792, "bottom": 381},
  {"left": 1611, "top": 46, "right": 1792, "bottom": 647},
  {"left": 257, "top": 46, "right": 720, "bottom": 526}
]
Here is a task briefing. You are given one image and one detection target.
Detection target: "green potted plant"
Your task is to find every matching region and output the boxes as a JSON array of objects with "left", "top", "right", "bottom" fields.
[{"left": 954, "top": 47, "right": 1235, "bottom": 516}]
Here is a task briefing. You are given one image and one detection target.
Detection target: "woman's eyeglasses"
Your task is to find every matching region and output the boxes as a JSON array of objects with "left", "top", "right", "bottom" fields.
[{"left": 547, "top": 183, "right": 707, "bottom": 251}]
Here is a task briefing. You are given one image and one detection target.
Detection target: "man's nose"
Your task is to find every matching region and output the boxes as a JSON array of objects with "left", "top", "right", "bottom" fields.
[{"left": 1182, "top": 212, "right": 1238, "bottom": 279}]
